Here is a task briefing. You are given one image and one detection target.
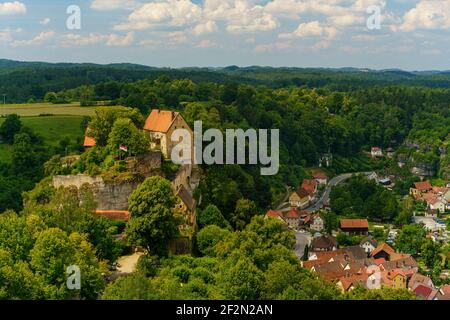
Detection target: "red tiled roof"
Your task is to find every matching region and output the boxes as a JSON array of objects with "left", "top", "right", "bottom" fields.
[
  {"left": 295, "top": 188, "right": 310, "bottom": 198},
  {"left": 370, "top": 242, "right": 395, "bottom": 257},
  {"left": 374, "top": 258, "right": 386, "bottom": 265},
  {"left": 414, "top": 181, "right": 432, "bottom": 191},
  {"left": 312, "top": 170, "right": 327, "bottom": 180},
  {"left": 96, "top": 210, "right": 129, "bottom": 221},
  {"left": 371, "top": 147, "right": 381, "bottom": 152},
  {"left": 285, "top": 208, "right": 300, "bottom": 219},
  {"left": 84, "top": 135, "right": 96, "bottom": 147},
  {"left": 301, "top": 179, "right": 318, "bottom": 195},
  {"left": 340, "top": 219, "right": 369, "bottom": 229},
  {"left": 266, "top": 209, "right": 283, "bottom": 219},
  {"left": 144, "top": 109, "right": 179, "bottom": 133},
  {"left": 413, "top": 284, "right": 433, "bottom": 299}
]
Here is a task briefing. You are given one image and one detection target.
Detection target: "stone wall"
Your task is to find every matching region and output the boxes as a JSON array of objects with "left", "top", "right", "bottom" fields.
[{"left": 52, "top": 175, "right": 139, "bottom": 211}]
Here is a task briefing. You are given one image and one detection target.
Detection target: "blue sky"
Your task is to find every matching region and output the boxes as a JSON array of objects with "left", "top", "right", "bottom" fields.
[{"left": 0, "top": 0, "right": 449, "bottom": 70}]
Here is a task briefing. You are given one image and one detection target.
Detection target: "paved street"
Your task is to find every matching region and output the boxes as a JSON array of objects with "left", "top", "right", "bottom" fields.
[
  {"left": 305, "top": 173, "right": 353, "bottom": 213},
  {"left": 294, "top": 231, "right": 311, "bottom": 259}
]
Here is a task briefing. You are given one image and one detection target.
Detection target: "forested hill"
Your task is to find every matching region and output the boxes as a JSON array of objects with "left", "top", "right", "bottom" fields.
[{"left": 1, "top": 59, "right": 450, "bottom": 103}]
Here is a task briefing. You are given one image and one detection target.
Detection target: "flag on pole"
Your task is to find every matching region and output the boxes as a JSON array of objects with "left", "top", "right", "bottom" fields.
[{"left": 119, "top": 145, "right": 128, "bottom": 152}]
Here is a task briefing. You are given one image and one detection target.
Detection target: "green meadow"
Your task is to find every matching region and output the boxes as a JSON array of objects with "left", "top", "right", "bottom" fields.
[{"left": 0, "top": 103, "right": 123, "bottom": 163}]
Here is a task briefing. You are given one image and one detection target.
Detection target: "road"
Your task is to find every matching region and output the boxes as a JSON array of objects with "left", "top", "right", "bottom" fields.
[
  {"left": 278, "top": 172, "right": 373, "bottom": 213},
  {"left": 294, "top": 231, "right": 311, "bottom": 259},
  {"left": 304, "top": 173, "right": 353, "bottom": 213}
]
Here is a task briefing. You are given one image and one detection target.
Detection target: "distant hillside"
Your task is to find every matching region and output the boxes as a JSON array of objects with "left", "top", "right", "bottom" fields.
[{"left": 1, "top": 59, "right": 450, "bottom": 103}]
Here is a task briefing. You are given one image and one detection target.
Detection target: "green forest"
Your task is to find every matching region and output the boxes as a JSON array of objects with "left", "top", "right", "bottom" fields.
[{"left": 0, "top": 61, "right": 449, "bottom": 300}]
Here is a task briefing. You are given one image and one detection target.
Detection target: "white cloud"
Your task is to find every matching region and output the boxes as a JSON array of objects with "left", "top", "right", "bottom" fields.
[
  {"left": 254, "top": 41, "right": 291, "bottom": 52},
  {"left": 279, "top": 21, "right": 338, "bottom": 40},
  {"left": 311, "top": 40, "right": 331, "bottom": 50},
  {"left": 395, "top": 0, "right": 450, "bottom": 31},
  {"left": 196, "top": 39, "right": 218, "bottom": 48},
  {"left": 61, "top": 32, "right": 134, "bottom": 47},
  {"left": 115, "top": 0, "right": 202, "bottom": 30},
  {"left": 192, "top": 21, "right": 218, "bottom": 35},
  {"left": 40, "top": 18, "right": 51, "bottom": 26},
  {"left": 91, "top": 0, "right": 138, "bottom": 11},
  {"left": 11, "top": 31, "right": 55, "bottom": 47},
  {"left": 0, "top": 1, "right": 26, "bottom": 15},
  {"left": 0, "top": 28, "right": 12, "bottom": 42}
]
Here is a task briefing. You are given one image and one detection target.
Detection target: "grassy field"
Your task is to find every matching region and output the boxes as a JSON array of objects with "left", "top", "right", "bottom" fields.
[
  {"left": 0, "top": 103, "right": 129, "bottom": 163},
  {"left": 0, "top": 102, "right": 97, "bottom": 117}
]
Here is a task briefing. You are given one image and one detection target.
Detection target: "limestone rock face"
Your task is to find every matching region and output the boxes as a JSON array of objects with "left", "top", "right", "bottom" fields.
[{"left": 53, "top": 175, "right": 139, "bottom": 210}]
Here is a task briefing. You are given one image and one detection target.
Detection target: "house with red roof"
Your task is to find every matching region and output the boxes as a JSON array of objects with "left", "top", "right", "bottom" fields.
[
  {"left": 289, "top": 188, "right": 310, "bottom": 209},
  {"left": 339, "top": 219, "right": 369, "bottom": 235},
  {"left": 83, "top": 135, "right": 96, "bottom": 148},
  {"left": 95, "top": 210, "right": 129, "bottom": 221},
  {"left": 437, "top": 284, "right": 450, "bottom": 300},
  {"left": 301, "top": 179, "right": 318, "bottom": 200},
  {"left": 410, "top": 180, "right": 432, "bottom": 198},
  {"left": 144, "top": 109, "right": 192, "bottom": 159},
  {"left": 412, "top": 283, "right": 439, "bottom": 300},
  {"left": 265, "top": 209, "right": 284, "bottom": 221},
  {"left": 370, "top": 242, "right": 396, "bottom": 261},
  {"left": 371, "top": 147, "right": 383, "bottom": 157},
  {"left": 312, "top": 170, "right": 328, "bottom": 185},
  {"left": 284, "top": 208, "right": 301, "bottom": 229}
]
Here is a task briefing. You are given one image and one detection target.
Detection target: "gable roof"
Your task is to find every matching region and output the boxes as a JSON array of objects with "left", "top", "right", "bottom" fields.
[
  {"left": 301, "top": 179, "right": 318, "bottom": 195},
  {"left": 295, "top": 187, "right": 310, "bottom": 199},
  {"left": 144, "top": 109, "right": 179, "bottom": 133},
  {"left": 95, "top": 210, "right": 129, "bottom": 221},
  {"left": 360, "top": 236, "right": 378, "bottom": 247},
  {"left": 408, "top": 273, "right": 433, "bottom": 290},
  {"left": 285, "top": 208, "right": 300, "bottom": 219},
  {"left": 312, "top": 170, "right": 327, "bottom": 180},
  {"left": 340, "top": 219, "right": 369, "bottom": 229},
  {"left": 413, "top": 283, "right": 438, "bottom": 300},
  {"left": 345, "top": 246, "right": 368, "bottom": 260},
  {"left": 266, "top": 209, "right": 283, "bottom": 219},
  {"left": 338, "top": 274, "right": 369, "bottom": 291},
  {"left": 414, "top": 181, "right": 432, "bottom": 191},
  {"left": 311, "top": 235, "right": 337, "bottom": 251},
  {"left": 83, "top": 135, "right": 96, "bottom": 147},
  {"left": 370, "top": 242, "right": 395, "bottom": 258}
]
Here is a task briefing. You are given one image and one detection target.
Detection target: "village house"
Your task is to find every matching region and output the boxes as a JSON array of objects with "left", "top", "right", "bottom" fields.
[
  {"left": 410, "top": 181, "right": 433, "bottom": 198},
  {"left": 436, "top": 284, "right": 450, "bottom": 300},
  {"left": 301, "top": 179, "right": 318, "bottom": 201},
  {"left": 95, "top": 210, "right": 129, "bottom": 221},
  {"left": 310, "top": 234, "right": 338, "bottom": 252},
  {"left": 410, "top": 181, "right": 449, "bottom": 213},
  {"left": 309, "top": 214, "right": 324, "bottom": 232},
  {"left": 265, "top": 209, "right": 285, "bottom": 223},
  {"left": 370, "top": 242, "right": 396, "bottom": 261},
  {"left": 83, "top": 134, "right": 96, "bottom": 148},
  {"left": 412, "top": 283, "right": 439, "bottom": 300},
  {"left": 339, "top": 219, "right": 369, "bottom": 235},
  {"left": 360, "top": 236, "right": 378, "bottom": 255},
  {"left": 83, "top": 109, "right": 194, "bottom": 162},
  {"left": 312, "top": 170, "right": 328, "bottom": 185},
  {"left": 371, "top": 147, "right": 383, "bottom": 157},
  {"left": 289, "top": 188, "right": 310, "bottom": 209},
  {"left": 408, "top": 273, "right": 434, "bottom": 290},
  {"left": 144, "top": 109, "right": 193, "bottom": 159},
  {"left": 284, "top": 208, "right": 300, "bottom": 229}
]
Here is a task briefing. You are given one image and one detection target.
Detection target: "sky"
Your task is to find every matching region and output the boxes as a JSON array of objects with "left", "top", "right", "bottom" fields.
[{"left": 0, "top": 0, "right": 449, "bottom": 70}]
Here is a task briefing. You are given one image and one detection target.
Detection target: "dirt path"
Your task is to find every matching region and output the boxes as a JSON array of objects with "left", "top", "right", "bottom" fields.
[{"left": 116, "top": 252, "right": 144, "bottom": 274}]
